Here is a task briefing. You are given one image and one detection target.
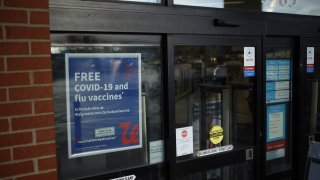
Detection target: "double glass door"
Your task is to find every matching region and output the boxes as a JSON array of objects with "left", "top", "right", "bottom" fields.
[
  {"left": 52, "top": 34, "right": 308, "bottom": 179},
  {"left": 170, "top": 36, "right": 261, "bottom": 180}
]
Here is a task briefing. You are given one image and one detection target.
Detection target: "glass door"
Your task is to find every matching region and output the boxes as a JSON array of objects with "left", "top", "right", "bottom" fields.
[
  {"left": 263, "top": 38, "right": 297, "bottom": 180},
  {"left": 168, "top": 35, "right": 262, "bottom": 180},
  {"left": 298, "top": 38, "right": 320, "bottom": 180}
]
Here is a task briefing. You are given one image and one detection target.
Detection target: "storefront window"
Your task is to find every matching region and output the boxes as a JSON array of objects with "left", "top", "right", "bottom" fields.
[
  {"left": 51, "top": 34, "right": 164, "bottom": 179},
  {"left": 55, "top": 0, "right": 161, "bottom": 4},
  {"left": 174, "top": 0, "right": 320, "bottom": 16},
  {"left": 119, "top": 0, "right": 161, "bottom": 3},
  {"left": 174, "top": 0, "right": 260, "bottom": 11},
  {"left": 262, "top": 0, "right": 320, "bottom": 16},
  {"left": 174, "top": 0, "right": 224, "bottom": 8},
  {"left": 174, "top": 45, "right": 255, "bottom": 160}
]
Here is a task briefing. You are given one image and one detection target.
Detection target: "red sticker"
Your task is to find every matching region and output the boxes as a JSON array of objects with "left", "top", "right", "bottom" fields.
[
  {"left": 267, "top": 140, "right": 286, "bottom": 152},
  {"left": 181, "top": 130, "right": 188, "bottom": 137}
]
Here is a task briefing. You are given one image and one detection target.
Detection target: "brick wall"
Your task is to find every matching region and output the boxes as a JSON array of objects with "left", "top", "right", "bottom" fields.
[{"left": 0, "top": 0, "right": 58, "bottom": 179}]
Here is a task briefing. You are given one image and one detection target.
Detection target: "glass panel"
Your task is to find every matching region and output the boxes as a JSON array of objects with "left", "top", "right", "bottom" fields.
[
  {"left": 117, "top": 0, "right": 161, "bottom": 3},
  {"left": 59, "top": 0, "right": 161, "bottom": 4},
  {"left": 174, "top": 45, "right": 255, "bottom": 160},
  {"left": 262, "top": 0, "right": 320, "bottom": 16},
  {"left": 51, "top": 34, "right": 164, "bottom": 179},
  {"left": 265, "top": 47, "right": 292, "bottom": 174},
  {"left": 174, "top": 0, "right": 320, "bottom": 17},
  {"left": 305, "top": 47, "right": 320, "bottom": 134},
  {"left": 174, "top": 0, "right": 260, "bottom": 10},
  {"left": 174, "top": 0, "right": 224, "bottom": 8},
  {"left": 176, "top": 161, "right": 254, "bottom": 180}
]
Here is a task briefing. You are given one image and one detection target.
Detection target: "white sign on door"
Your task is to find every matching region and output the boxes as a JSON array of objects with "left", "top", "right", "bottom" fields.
[{"left": 176, "top": 126, "right": 193, "bottom": 157}]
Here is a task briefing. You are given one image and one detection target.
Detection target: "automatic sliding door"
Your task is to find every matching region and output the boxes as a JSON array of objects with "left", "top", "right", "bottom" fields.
[{"left": 171, "top": 36, "right": 261, "bottom": 180}]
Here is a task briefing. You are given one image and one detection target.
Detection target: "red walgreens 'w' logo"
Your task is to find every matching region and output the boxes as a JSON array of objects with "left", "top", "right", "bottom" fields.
[{"left": 119, "top": 122, "right": 139, "bottom": 145}]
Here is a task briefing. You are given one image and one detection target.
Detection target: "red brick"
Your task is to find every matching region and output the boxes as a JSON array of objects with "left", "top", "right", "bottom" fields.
[
  {"left": 16, "top": 171, "right": 57, "bottom": 180},
  {"left": 0, "top": 73, "right": 30, "bottom": 87},
  {"left": 0, "top": 57, "right": 4, "bottom": 71},
  {"left": 0, "top": 119, "right": 9, "bottom": 132},
  {"left": 0, "top": 10, "right": 27, "bottom": 23},
  {"left": 34, "top": 100, "right": 53, "bottom": 114},
  {"left": 0, "top": 160, "right": 34, "bottom": 178},
  {"left": 13, "top": 143, "right": 56, "bottom": 160},
  {"left": 38, "top": 157, "right": 57, "bottom": 171},
  {"left": 31, "top": 42, "right": 50, "bottom": 55},
  {"left": 0, "top": 42, "right": 29, "bottom": 55},
  {"left": 12, "top": 114, "right": 54, "bottom": 130},
  {"left": 7, "top": 57, "right": 51, "bottom": 71},
  {"left": 0, "top": 89, "right": 7, "bottom": 102},
  {"left": 0, "top": 149, "right": 11, "bottom": 162},
  {"left": 30, "top": 11, "right": 49, "bottom": 24},
  {"left": 0, "top": 132, "right": 32, "bottom": 147},
  {"left": 0, "top": 102, "right": 32, "bottom": 117},
  {"left": 33, "top": 71, "right": 52, "bottom": 84},
  {"left": 6, "top": 26, "right": 49, "bottom": 39},
  {"left": 4, "top": 0, "right": 48, "bottom": 9},
  {"left": 0, "top": 26, "right": 3, "bottom": 39},
  {"left": 9, "top": 86, "right": 52, "bottom": 100},
  {"left": 36, "top": 128, "right": 55, "bottom": 143}
]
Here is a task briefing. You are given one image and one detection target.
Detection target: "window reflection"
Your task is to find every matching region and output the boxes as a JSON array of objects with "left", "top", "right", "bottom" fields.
[
  {"left": 119, "top": 0, "right": 161, "bottom": 3},
  {"left": 173, "top": 0, "right": 320, "bottom": 16},
  {"left": 262, "top": 0, "right": 320, "bottom": 16},
  {"left": 174, "top": 0, "right": 224, "bottom": 8}
]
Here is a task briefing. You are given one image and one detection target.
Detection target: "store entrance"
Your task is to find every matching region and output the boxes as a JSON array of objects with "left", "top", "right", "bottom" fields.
[{"left": 170, "top": 35, "right": 262, "bottom": 180}]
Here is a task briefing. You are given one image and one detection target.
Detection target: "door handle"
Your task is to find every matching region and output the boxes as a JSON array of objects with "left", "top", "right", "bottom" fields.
[{"left": 246, "top": 148, "right": 254, "bottom": 160}]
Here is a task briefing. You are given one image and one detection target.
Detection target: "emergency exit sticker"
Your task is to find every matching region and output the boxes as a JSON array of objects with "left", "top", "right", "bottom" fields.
[
  {"left": 307, "top": 47, "right": 315, "bottom": 73},
  {"left": 244, "top": 47, "right": 255, "bottom": 77}
]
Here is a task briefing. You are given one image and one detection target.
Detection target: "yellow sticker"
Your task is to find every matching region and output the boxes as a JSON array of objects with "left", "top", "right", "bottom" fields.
[{"left": 209, "top": 125, "right": 224, "bottom": 145}]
